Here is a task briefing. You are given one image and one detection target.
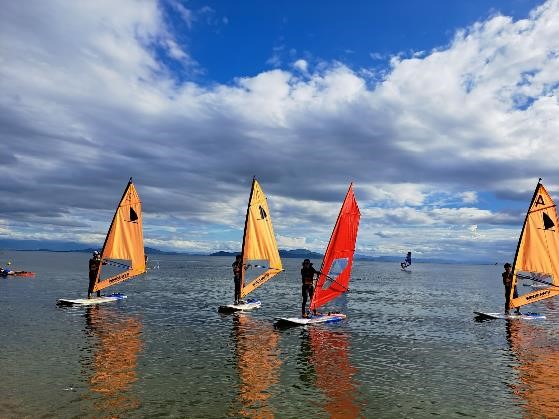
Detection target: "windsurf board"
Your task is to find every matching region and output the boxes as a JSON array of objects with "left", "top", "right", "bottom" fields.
[
  {"left": 57, "top": 293, "right": 127, "bottom": 306},
  {"left": 218, "top": 299, "right": 261, "bottom": 313},
  {"left": 274, "top": 313, "right": 347, "bottom": 327},
  {"left": 473, "top": 311, "right": 545, "bottom": 320}
]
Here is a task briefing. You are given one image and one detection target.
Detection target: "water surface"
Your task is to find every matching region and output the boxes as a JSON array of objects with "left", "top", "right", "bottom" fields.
[{"left": 1, "top": 251, "right": 558, "bottom": 417}]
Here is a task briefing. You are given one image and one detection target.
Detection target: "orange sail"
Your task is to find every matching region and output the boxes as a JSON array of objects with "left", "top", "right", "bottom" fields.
[
  {"left": 93, "top": 179, "right": 146, "bottom": 292},
  {"left": 511, "top": 180, "right": 559, "bottom": 308},
  {"left": 311, "top": 183, "right": 360, "bottom": 311},
  {"left": 240, "top": 178, "right": 283, "bottom": 298}
]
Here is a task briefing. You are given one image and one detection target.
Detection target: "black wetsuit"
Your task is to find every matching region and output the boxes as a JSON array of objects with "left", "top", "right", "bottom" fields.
[
  {"left": 233, "top": 260, "right": 242, "bottom": 304},
  {"left": 502, "top": 270, "right": 519, "bottom": 313},
  {"left": 88, "top": 257, "right": 101, "bottom": 297},
  {"left": 301, "top": 265, "right": 319, "bottom": 316}
]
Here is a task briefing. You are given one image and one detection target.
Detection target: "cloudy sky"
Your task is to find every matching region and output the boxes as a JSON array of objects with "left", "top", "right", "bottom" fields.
[{"left": 1, "top": 0, "right": 558, "bottom": 261}]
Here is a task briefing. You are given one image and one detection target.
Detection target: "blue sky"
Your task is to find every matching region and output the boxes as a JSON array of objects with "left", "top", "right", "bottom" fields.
[
  {"left": 0, "top": 0, "right": 558, "bottom": 262},
  {"left": 161, "top": 0, "right": 542, "bottom": 83}
]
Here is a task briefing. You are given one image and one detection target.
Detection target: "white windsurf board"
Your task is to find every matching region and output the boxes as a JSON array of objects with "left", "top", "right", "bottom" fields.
[
  {"left": 474, "top": 311, "right": 545, "bottom": 320},
  {"left": 57, "top": 293, "right": 127, "bottom": 306},
  {"left": 275, "top": 313, "right": 347, "bottom": 326},
  {"left": 218, "top": 299, "right": 261, "bottom": 313}
]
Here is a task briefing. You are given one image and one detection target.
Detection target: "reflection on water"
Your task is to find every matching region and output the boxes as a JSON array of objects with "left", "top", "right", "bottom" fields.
[
  {"left": 300, "top": 327, "right": 362, "bottom": 418},
  {"left": 5, "top": 253, "right": 559, "bottom": 417},
  {"left": 231, "top": 314, "right": 282, "bottom": 418},
  {"left": 506, "top": 319, "right": 559, "bottom": 417},
  {"left": 83, "top": 306, "right": 143, "bottom": 417}
]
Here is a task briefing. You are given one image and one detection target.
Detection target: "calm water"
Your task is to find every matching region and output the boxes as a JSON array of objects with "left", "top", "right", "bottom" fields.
[{"left": 1, "top": 251, "right": 559, "bottom": 418}]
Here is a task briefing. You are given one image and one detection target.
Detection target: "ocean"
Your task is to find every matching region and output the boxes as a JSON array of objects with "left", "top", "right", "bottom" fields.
[{"left": 1, "top": 251, "right": 558, "bottom": 418}]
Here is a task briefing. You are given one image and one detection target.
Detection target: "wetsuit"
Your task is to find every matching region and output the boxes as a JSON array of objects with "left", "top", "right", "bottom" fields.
[
  {"left": 233, "top": 259, "right": 242, "bottom": 304},
  {"left": 88, "top": 257, "right": 101, "bottom": 298},
  {"left": 301, "top": 264, "right": 319, "bottom": 316},
  {"left": 502, "top": 270, "right": 519, "bottom": 313}
]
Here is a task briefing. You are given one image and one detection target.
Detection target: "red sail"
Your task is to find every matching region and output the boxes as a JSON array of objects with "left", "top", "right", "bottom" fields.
[{"left": 311, "top": 184, "right": 360, "bottom": 311}]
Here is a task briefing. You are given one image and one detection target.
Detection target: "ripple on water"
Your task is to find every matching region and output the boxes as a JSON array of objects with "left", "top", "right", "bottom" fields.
[{"left": 1, "top": 254, "right": 558, "bottom": 417}]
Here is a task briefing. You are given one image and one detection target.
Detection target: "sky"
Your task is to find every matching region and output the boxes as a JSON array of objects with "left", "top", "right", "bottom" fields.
[{"left": 1, "top": 0, "right": 558, "bottom": 262}]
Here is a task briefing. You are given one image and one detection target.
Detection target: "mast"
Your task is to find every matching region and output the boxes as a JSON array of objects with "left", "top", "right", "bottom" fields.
[{"left": 240, "top": 177, "right": 256, "bottom": 290}]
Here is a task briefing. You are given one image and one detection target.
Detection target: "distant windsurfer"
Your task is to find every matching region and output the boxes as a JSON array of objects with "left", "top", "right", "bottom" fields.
[
  {"left": 503, "top": 263, "right": 521, "bottom": 315},
  {"left": 0, "top": 267, "right": 12, "bottom": 277},
  {"left": 233, "top": 255, "right": 243, "bottom": 305},
  {"left": 0, "top": 265, "right": 30, "bottom": 276},
  {"left": 88, "top": 251, "right": 102, "bottom": 299},
  {"left": 401, "top": 251, "right": 411, "bottom": 270},
  {"left": 301, "top": 259, "right": 320, "bottom": 317}
]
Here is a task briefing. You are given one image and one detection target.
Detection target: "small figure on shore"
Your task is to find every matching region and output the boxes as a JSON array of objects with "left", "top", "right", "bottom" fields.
[
  {"left": 232, "top": 255, "right": 243, "bottom": 305},
  {"left": 502, "top": 262, "right": 521, "bottom": 315},
  {"left": 88, "top": 251, "right": 102, "bottom": 299},
  {"left": 301, "top": 259, "right": 320, "bottom": 317}
]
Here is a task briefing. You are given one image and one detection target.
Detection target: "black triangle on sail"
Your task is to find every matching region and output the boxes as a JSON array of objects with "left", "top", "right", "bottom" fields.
[
  {"left": 543, "top": 212, "right": 555, "bottom": 230},
  {"left": 259, "top": 205, "right": 267, "bottom": 220},
  {"left": 130, "top": 207, "right": 138, "bottom": 222}
]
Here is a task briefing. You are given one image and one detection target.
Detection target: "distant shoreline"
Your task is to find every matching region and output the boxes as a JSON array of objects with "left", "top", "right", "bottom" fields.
[{"left": 0, "top": 247, "right": 499, "bottom": 265}]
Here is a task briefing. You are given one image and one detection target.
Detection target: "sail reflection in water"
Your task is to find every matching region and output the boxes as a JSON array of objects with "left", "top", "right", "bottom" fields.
[
  {"left": 231, "top": 314, "right": 281, "bottom": 417},
  {"left": 302, "top": 328, "right": 362, "bottom": 418},
  {"left": 506, "top": 318, "right": 559, "bottom": 417},
  {"left": 83, "top": 306, "right": 143, "bottom": 416}
]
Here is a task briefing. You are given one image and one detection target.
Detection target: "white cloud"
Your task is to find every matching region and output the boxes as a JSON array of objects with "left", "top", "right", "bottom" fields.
[
  {"left": 460, "top": 191, "right": 478, "bottom": 204},
  {"left": 276, "top": 235, "right": 307, "bottom": 249},
  {"left": 170, "top": 0, "right": 194, "bottom": 28},
  {"left": 0, "top": 0, "right": 558, "bottom": 261},
  {"left": 293, "top": 59, "right": 308, "bottom": 73}
]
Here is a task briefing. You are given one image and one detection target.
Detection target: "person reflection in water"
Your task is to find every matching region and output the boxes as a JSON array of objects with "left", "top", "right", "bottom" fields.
[
  {"left": 301, "top": 259, "right": 320, "bottom": 317},
  {"left": 503, "top": 262, "right": 521, "bottom": 315}
]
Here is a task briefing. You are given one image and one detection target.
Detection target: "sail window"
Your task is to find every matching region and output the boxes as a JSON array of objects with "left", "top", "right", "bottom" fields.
[
  {"left": 98, "top": 258, "right": 132, "bottom": 281},
  {"left": 259, "top": 206, "right": 267, "bottom": 220},
  {"left": 322, "top": 258, "right": 349, "bottom": 290},
  {"left": 516, "top": 270, "right": 554, "bottom": 291},
  {"left": 130, "top": 208, "right": 138, "bottom": 222}
]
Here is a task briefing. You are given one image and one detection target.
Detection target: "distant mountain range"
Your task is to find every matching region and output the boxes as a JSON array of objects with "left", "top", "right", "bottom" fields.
[
  {"left": 69, "top": 247, "right": 196, "bottom": 255},
  {"left": 210, "top": 248, "right": 324, "bottom": 259},
  {"left": 0, "top": 239, "right": 493, "bottom": 264},
  {"left": 0, "top": 239, "right": 198, "bottom": 255}
]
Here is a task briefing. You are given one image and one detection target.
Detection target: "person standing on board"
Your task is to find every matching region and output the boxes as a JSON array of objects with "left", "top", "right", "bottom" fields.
[
  {"left": 88, "top": 251, "right": 102, "bottom": 299},
  {"left": 232, "top": 255, "right": 243, "bottom": 305},
  {"left": 503, "top": 263, "right": 521, "bottom": 315},
  {"left": 301, "top": 259, "right": 320, "bottom": 317}
]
